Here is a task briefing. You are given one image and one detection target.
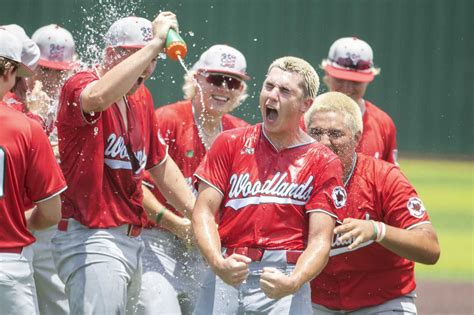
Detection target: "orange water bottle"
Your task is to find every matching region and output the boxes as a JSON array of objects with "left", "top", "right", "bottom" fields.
[{"left": 166, "top": 29, "right": 187, "bottom": 60}]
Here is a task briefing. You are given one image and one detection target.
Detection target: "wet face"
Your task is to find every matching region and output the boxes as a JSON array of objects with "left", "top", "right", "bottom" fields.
[
  {"left": 194, "top": 71, "right": 244, "bottom": 116},
  {"left": 307, "top": 110, "right": 359, "bottom": 169},
  {"left": 259, "top": 67, "right": 309, "bottom": 135},
  {"left": 325, "top": 74, "right": 368, "bottom": 102},
  {"left": 107, "top": 47, "right": 157, "bottom": 95},
  {"left": 29, "top": 66, "right": 69, "bottom": 97}
]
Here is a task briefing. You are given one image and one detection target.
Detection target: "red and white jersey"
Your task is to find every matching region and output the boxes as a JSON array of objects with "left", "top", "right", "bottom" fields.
[
  {"left": 311, "top": 153, "right": 431, "bottom": 310},
  {"left": 0, "top": 106, "right": 66, "bottom": 249},
  {"left": 194, "top": 124, "right": 345, "bottom": 250},
  {"left": 357, "top": 100, "right": 398, "bottom": 164},
  {"left": 57, "top": 72, "right": 167, "bottom": 228},
  {"left": 143, "top": 100, "right": 249, "bottom": 221}
]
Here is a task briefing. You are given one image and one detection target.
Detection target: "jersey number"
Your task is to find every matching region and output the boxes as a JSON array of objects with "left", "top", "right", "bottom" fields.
[{"left": 0, "top": 147, "right": 5, "bottom": 197}]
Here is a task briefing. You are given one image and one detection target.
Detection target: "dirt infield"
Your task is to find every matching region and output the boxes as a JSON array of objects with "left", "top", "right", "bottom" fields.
[{"left": 416, "top": 279, "right": 473, "bottom": 314}]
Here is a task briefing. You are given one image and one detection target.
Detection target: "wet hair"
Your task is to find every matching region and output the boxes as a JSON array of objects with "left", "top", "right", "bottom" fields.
[
  {"left": 304, "top": 91, "right": 363, "bottom": 136},
  {"left": 182, "top": 70, "right": 248, "bottom": 110},
  {"left": 0, "top": 57, "right": 19, "bottom": 76},
  {"left": 267, "top": 56, "right": 319, "bottom": 99}
]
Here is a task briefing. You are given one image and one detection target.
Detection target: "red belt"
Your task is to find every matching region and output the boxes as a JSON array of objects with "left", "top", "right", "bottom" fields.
[
  {"left": 0, "top": 246, "right": 23, "bottom": 254},
  {"left": 225, "top": 247, "right": 302, "bottom": 264},
  {"left": 58, "top": 219, "right": 142, "bottom": 237}
]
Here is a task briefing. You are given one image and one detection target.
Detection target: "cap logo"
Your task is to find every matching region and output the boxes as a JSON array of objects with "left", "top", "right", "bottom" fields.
[
  {"left": 49, "top": 44, "right": 65, "bottom": 61},
  {"left": 141, "top": 27, "right": 152, "bottom": 42},
  {"left": 332, "top": 186, "right": 347, "bottom": 209},
  {"left": 220, "top": 53, "right": 236, "bottom": 69},
  {"left": 407, "top": 197, "right": 426, "bottom": 218}
]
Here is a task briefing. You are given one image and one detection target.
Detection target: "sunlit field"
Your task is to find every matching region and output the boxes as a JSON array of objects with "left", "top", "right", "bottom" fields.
[{"left": 398, "top": 158, "right": 473, "bottom": 281}]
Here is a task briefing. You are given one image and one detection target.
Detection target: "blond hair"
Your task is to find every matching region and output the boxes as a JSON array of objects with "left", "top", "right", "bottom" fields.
[
  {"left": 304, "top": 91, "right": 363, "bottom": 136},
  {"left": 0, "top": 57, "right": 18, "bottom": 76},
  {"left": 182, "top": 70, "right": 248, "bottom": 110},
  {"left": 268, "top": 56, "right": 319, "bottom": 99}
]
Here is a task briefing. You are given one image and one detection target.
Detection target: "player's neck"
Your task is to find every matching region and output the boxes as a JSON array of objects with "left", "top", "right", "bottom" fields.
[
  {"left": 357, "top": 98, "right": 366, "bottom": 115},
  {"left": 263, "top": 125, "right": 313, "bottom": 151},
  {"left": 192, "top": 99, "right": 223, "bottom": 133}
]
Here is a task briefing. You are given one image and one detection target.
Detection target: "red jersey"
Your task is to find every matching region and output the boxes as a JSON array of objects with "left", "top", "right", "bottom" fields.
[
  {"left": 194, "top": 124, "right": 345, "bottom": 250},
  {"left": 1, "top": 91, "right": 47, "bottom": 131},
  {"left": 143, "top": 100, "right": 249, "bottom": 220},
  {"left": 311, "top": 153, "right": 431, "bottom": 310},
  {"left": 357, "top": 100, "right": 397, "bottom": 164},
  {"left": 0, "top": 106, "right": 66, "bottom": 249},
  {"left": 56, "top": 72, "right": 167, "bottom": 228}
]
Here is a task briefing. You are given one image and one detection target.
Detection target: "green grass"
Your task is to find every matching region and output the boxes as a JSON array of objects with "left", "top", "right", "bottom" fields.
[{"left": 398, "top": 158, "right": 473, "bottom": 281}]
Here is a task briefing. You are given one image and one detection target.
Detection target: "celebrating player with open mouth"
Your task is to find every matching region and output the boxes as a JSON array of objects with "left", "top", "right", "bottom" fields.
[{"left": 192, "top": 56, "right": 346, "bottom": 314}]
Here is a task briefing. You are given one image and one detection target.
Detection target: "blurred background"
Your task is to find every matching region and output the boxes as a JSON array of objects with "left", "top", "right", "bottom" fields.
[{"left": 2, "top": 0, "right": 473, "bottom": 313}]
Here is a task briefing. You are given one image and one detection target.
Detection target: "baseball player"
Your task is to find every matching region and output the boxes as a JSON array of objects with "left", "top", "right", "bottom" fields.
[
  {"left": 320, "top": 37, "right": 398, "bottom": 164},
  {"left": 192, "top": 56, "right": 346, "bottom": 314},
  {"left": 136, "top": 44, "right": 250, "bottom": 315},
  {"left": 304, "top": 92, "right": 440, "bottom": 314},
  {"left": 0, "top": 28, "right": 67, "bottom": 315},
  {"left": 0, "top": 24, "right": 44, "bottom": 127},
  {"left": 52, "top": 12, "right": 195, "bottom": 314},
  {"left": 27, "top": 23, "right": 78, "bottom": 315}
]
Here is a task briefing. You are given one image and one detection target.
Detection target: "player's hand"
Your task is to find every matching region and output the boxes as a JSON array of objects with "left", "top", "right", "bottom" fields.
[
  {"left": 151, "top": 11, "right": 178, "bottom": 44},
  {"left": 334, "top": 218, "right": 375, "bottom": 250},
  {"left": 260, "top": 267, "right": 298, "bottom": 299},
  {"left": 213, "top": 254, "right": 251, "bottom": 287},
  {"left": 26, "top": 80, "right": 51, "bottom": 118},
  {"left": 173, "top": 218, "right": 194, "bottom": 247}
]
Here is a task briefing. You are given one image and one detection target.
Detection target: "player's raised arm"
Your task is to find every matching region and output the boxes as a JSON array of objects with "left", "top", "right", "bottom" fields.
[{"left": 81, "top": 12, "right": 177, "bottom": 113}]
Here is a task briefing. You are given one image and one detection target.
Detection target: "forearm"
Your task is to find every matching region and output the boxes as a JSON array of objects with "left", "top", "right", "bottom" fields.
[
  {"left": 192, "top": 207, "right": 223, "bottom": 269},
  {"left": 378, "top": 223, "right": 440, "bottom": 264},
  {"left": 142, "top": 185, "right": 189, "bottom": 234},
  {"left": 289, "top": 239, "right": 330, "bottom": 290},
  {"left": 28, "top": 196, "right": 62, "bottom": 230},
  {"left": 149, "top": 158, "right": 195, "bottom": 217},
  {"left": 84, "top": 42, "right": 163, "bottom": 112}
]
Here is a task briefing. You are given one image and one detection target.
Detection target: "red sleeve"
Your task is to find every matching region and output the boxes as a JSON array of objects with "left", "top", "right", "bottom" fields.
[
  {"left": 143, "top": 90, "right": 167, "bottom": 170},
  {"left": 193, "top": 132, "right": 233, "bottom": 194},
  {"left": 154, "top": 107, "right": 176, "bottom": 146},
  {"left": 24, "top": 120, "right": 67, "bottom": 202},
  {"left": 381, "top": 167, "right": 430, "bottom": 229},
  {"left": 383, "top": 116, "right": 398, "bottom": 164},
  {"left": 58, "top": 71, "right": 101, "bottom": 127},
  {"left": 305, "top": 157, "right": 346, "bottom": 220}
]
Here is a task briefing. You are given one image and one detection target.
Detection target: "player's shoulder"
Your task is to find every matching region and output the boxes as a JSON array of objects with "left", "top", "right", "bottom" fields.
[
  {"left": 216, "top": 123, "right": 259, "bottom": 144},
  {"left": 222, "top": 113, "right": 250, "bottom": 130},
  {"left": 0, "top": 105, "right": 41, "bottom": 139},
  {"left": 64, "top": 70, "right": 98, "bottom": 87},
  {"left": 365, "top": 100, "right": 395, "bottom": 125},
  {"left": 155, "top": 100, "right": 191, "bottom": 120},
  {"left": 356, "top": 153, "right": 400, "bottom": 183},
  {"left": 306, "top": 139, "right": 339, "bottom": 163}
]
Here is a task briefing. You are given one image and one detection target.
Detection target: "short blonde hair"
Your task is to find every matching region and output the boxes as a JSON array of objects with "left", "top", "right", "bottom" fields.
[
  {"left": 182, "top": 70, "right": 248, "bottom": 110},
  {"left": 268, "top": 56, "right": 319, "bottom": 99},
  {"left": 304, "top": 91, "right": 363, "bottom": 136}
]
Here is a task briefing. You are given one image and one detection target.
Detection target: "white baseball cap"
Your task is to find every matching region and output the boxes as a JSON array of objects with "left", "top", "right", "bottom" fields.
[
  {"left": 191, "top": 44, "right": 250, "bottom": 80},
  {"left": 0, "top": 27, "right": 37, "bottom": 77},
  {"left": 322, "top": 37, "right": 379, "bottom": 83},
  {"left": 104, "top": 16, "right": 153, "bottom": 49},
  {"left": 32, "top": 24, "right": 78, "bottom": 70}
]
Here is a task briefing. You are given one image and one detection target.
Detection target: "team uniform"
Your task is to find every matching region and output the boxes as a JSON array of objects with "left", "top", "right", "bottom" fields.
[
  {"left": 357, "top": 100, "right": 397, "bottom": 164},
  {"left": 311, "top": 153, "right": 431, "bottom": 314},
  {"left": 193, "top": 124, "right": 345, "bottom": 314},
  {"left": 1, "top": 91, "right": 48, "bottom": 132},
  {"left": 0, "top": 106, "right": 66, "bottom": 315},
  {"left": 137, "top": 99, "right": 249, "bottom": 314},
  {"left": 51, "top": 71, "right": 168, "bottom": 314}
]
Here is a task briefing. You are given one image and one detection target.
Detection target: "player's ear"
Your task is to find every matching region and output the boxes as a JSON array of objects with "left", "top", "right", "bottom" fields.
[
  {"left": 300, "top": 98, "right": 314, "bottom": 113},
  {"left": 354, "top": 130, "right": 362, "bottom": 144}
]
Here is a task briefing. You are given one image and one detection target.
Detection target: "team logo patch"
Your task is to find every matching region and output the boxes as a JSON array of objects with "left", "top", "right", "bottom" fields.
[
  {"left": 49, "top": 44, "right": 65, "bottom": 61},
  {"left": 220, "top": 53, "right": 236, "bottom": 69},
  {"left": 240, "top": 146, "right": 254, "bottom": 155},
  {"left": 407, "top": 197, "right": 426, "bottom": 218},
  {"left": 331, "top": 186, "right": 347, "bottom": 209},
  {"left": 186, "top": 150, "right": 194, "bottom": 158}
]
